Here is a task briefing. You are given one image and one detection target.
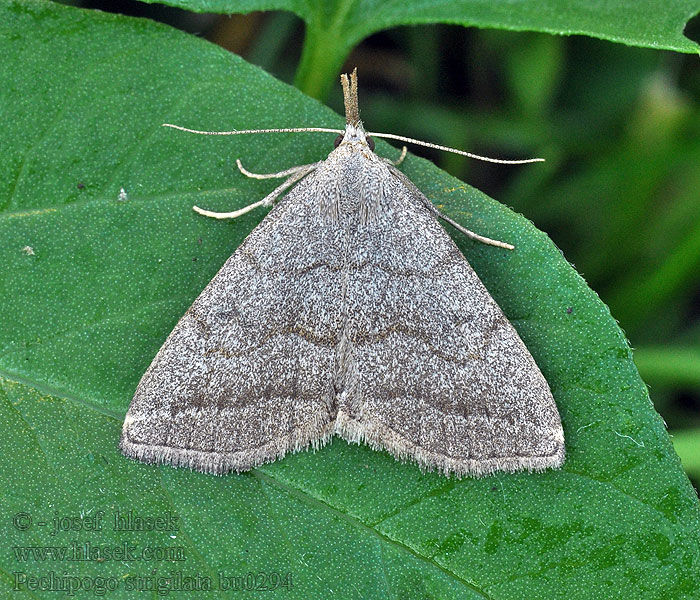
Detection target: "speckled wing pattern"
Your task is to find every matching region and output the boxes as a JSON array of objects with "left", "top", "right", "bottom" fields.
[
  {"left": 120, "top": 139, "right": 564, "bottom": 477},
  {"left": 120, "top": 169, "right": 345, "bottom": 474},
  {"left": 334, "top": 160, "right": 564, "bottom": 476}
]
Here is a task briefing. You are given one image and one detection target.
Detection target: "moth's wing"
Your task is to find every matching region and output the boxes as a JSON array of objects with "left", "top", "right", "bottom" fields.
[
  {"left": 334, "top": 164, "right": 565, "bottom": 477},
  {"left": 120, "top": 172, "right": 344, "bottom": 474}
]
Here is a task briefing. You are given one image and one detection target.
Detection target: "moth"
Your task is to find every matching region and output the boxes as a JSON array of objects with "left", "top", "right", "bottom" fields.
[{"left": 120, "top": 70, "right": 565, "bottom": 477}]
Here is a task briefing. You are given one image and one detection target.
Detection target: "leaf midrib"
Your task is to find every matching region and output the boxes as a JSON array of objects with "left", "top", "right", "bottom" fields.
[{"left": 251, "top": 469, "right": 495, "bottom": 598}]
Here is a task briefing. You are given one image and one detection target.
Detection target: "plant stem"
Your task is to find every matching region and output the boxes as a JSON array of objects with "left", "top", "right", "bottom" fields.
[
  {"left": 293, "top": 0, "right": 358, "bottom": 100},
  {"left": 294, "top": 28, "right": 343, "bottom": 99}
]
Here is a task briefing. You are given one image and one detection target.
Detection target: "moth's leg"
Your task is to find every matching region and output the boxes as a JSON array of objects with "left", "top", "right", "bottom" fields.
[
  {"left": 436, "top": 210, "right": 514, "bottom": 250},
  {"left": 393, "top": 146, "right": 407, "bottom": 166},
  {"left": 386, "top": 161, "right": 514, "bottom": 250},
  {"left": 237, "top": 159, "right": 320, "bottom": 180},
  {"left": 381, "top": 146, "right": 408, "bottom": 168},
  {"left": 193, "top": 164, "right": 318, "bottom": 220}
]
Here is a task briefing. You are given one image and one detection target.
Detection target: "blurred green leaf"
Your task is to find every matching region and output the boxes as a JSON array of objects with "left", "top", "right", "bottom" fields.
[
  {"left": 1, "top": 2, "right": 699, "bottom": 599},
  {"left": 608, "top": 220, "right": 700, "bottom": 332},
  {"left": 672, "top": 429, "right": 700, "bottom": 478},
  {"left": 635, "top": 347, "right": 700, "bottom": 388},
  {"left": 510, "top": 67, "right": 700, "bottom": 342},
  {"left": 136, "top": 0, "right": 700, "bottom": 98}
]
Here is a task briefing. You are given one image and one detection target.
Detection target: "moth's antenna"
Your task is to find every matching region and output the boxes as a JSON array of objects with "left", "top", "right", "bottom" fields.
[
  {"left": 365, "top": 132, "right": 544, "bottom": 165},
  {"left": 162, "top": 124, "right": 344, "bottom": 136},
  {"left": 162, "top": 124, "right": 543, "bottom": 164},
  {"left": 163, "top": 66, "right": 543, "bottom": 166}
]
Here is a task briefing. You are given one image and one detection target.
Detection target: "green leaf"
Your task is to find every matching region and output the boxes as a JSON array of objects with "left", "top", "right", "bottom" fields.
[
  {"left": 137, "top": 0, "right": 700, "bottom": 98},
  {"left": 1, "top": 2, "right": 699, "bottom": 599}
]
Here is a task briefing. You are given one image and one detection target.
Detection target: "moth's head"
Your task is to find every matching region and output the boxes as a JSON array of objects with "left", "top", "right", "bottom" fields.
[{"left": 333, "top": 122, "right": 375, "bottom": 152}]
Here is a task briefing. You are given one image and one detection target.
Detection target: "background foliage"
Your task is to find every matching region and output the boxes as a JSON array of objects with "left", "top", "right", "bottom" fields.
[{"left": 2, "top": 0, "right": 700, "bottom": 598}]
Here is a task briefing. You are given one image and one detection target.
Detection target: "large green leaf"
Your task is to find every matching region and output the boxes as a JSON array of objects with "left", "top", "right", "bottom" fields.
[
  {"left": 1, "top": 1, "right": 699, "bottom": 598},
  {"left": 138, "top": 0, "right": 700, "bottom": 97}
]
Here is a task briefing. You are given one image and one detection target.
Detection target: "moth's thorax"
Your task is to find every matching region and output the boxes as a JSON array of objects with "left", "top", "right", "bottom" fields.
[
  {"left": 315, "top": 128, "right": 392, "bottom": 225},
  {"left": 341, "top": 122, "right": 369, "bottom": 144},
  {"left": 329, "top": 122, "right": 377, "bottom": 162}
]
